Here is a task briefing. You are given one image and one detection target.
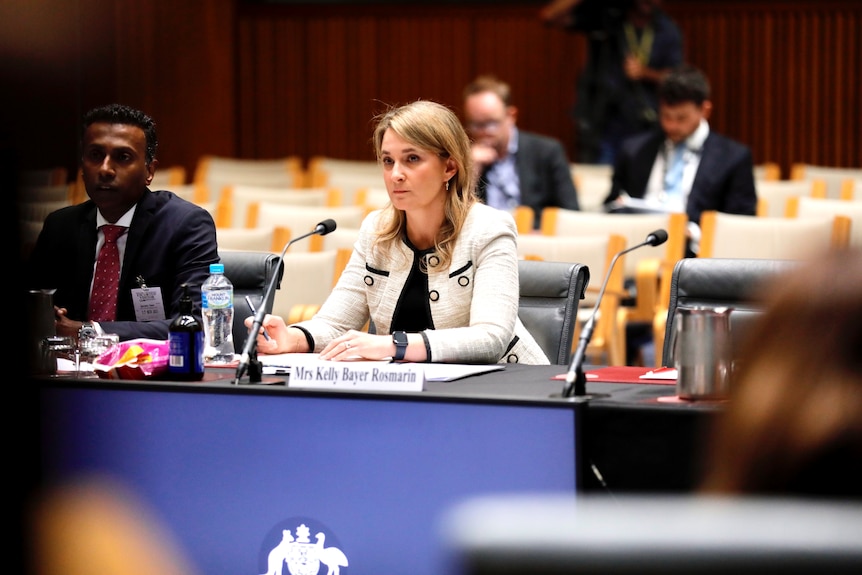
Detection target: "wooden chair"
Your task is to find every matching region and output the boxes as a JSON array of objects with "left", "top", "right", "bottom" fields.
[
  {"left": 19, "top": 166, "right": 68, "bottom": 187},
  {"left": 698, "top": 210, "right": 851, "bottom": 259},
  {"left": 216, "top": 226, "right": 291, "bottom": 253},
  {"left": 253, "top": 204, "right": 366, "bottom": 252},
  {"left": 839, "top": 178, "right": 860, "bottom": 200},
  {"left": 16, "top": 183, "right": 74, "bottom": 203},
  {"left": 571, "top": 166, "right": 612, "bottom": 213},
  {"left": 270, "top": 250, "right": 340, "bottom": 322},
  {"left": 517, "top": 232, "right": 626, "bottom": 366},
  {"left": 790, "top": 163, "right": 862, "bottom": 199},
  {"left": 754, "top": 179, "right": 818, "bottom": 217},
  {"left": 193, "top": 155, "right": 304, "bottom": 194},
  {"left": 149, "top": 165, "right": 187, "bottom": 188},
  {"left": 753, "top": 161, "right": 781, "bottom": 181},
  {"left": 220, "top": 185, "right": 341, "bottom": 228},
  {"left": 354, "top": 187, "right": 391, "bottom": 215},
  {"left": 305, "top": 156, "right": 383, "bottom": 205},
  {"left": 787, "top": 196, "right": 862, "bottom": 248},
  {"left": 311, "top": 227, "right": 361, "bottom": 253},
  {"left": 539, "top": 208, "right": 688, "bottom": 362}
]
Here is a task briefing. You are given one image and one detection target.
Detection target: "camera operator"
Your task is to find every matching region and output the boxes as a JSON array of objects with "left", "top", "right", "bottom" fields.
[{"left": 540, "top": 0, "right": 683, "bottom": 165}]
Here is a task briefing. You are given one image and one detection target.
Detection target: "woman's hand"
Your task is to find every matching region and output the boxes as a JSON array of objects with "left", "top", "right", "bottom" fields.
[
  {"left": 319, "top": 330, "right": 395, "bottom": 361},
  {"left": 244, "top": 314, "right": 308, "bottom": 354}
]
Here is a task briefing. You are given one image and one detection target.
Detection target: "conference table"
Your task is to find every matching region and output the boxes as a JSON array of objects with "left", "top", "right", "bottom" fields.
[
  {"left": 32, "top": 361, "right": 725, "bottom": 575},
  {"left": 38, "top": 361, "right": 722, "bottom": 494},
  {"left": 427, "top": 363, "right": 723, "bottom": 493}
]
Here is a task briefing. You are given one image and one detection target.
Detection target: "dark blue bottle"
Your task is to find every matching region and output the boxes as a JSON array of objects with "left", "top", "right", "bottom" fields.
[{"left": 168, "top": 284, "right": 204, "bottom": 381}]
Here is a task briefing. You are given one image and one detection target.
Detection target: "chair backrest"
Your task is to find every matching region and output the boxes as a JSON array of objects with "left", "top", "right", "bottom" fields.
[
  {"left": 194, "top": 155, "right": 304, "bottom": 194},
  {"left": 791, "top": 196, "right": 862, "bottom": 248},
  {"left": 149, "top": 165, "right": 187, "bottom": 188},
  {"left": 270, "top": 250, "right": 340, "bottom": 321},
  {"left": 216, "top": 226, "right": 290, "bottom": 253},
  {"left": 754, "top": 179, "right": 817, "bottom": 217},
  {"left": 218, "top": 250, "right": 284, "bottom": 353},
  {"left": 791, "top": 163, "right": 862, "bottom": 199},
  {"left": 540, "top": 208, "right": 688, "bottom": 281},
  {"left": 753, "top": 161, "right": 781, "bottom": 181},
  {"left": 19, "top": 166, "right": 69, "bottom": 186},
  {"left": 222, "top": 185, "right": 340, "bottom": 228},
  {"left": 661, "top": 257, "right": 799, "bottom": 366},
  {"left": 254, "top": 204, "right": 366, "bottom": 252},
  {"left": 517, "top": 259, "right": 589, "bottom": 365},
  {"left": 571, "top": 166, "right": 612, "bottom": 213},
  {"left": 699, "top": 211, "right": 850, "bottom": 258},
  {"left": 16, "top": 183, "right": 72, "bottom": 203},
  {"left": 18, "top": 199, "right": 70, "bottom": 223},
  {"left": 310, "top": 226, "right": 361, "bottom": 252},
  {"left": 517, "top": 233, "right": 624, "bottom": 365}
]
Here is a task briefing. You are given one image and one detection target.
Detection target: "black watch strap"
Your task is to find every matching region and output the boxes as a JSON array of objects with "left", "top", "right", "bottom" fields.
[{"left": 392, "top": 331, "right": 408, "bottom": 361}]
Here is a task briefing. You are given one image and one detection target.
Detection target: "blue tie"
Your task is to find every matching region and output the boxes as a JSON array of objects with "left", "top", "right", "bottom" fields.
[{"left": 663, "top": 143, "right": 686, "bottom": 199}]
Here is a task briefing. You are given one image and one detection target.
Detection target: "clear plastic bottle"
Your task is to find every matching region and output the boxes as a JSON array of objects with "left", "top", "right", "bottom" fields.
[
  {"left": 201, "top": 263, "right": 235, "bottom": 363},
  {"left": 168, "top": 283, "right": 204, "bottom": 381}
]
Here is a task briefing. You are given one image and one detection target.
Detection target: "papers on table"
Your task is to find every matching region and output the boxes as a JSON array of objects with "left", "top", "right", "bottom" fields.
[
  {"left": 639, "top": 367, "right": 678, "bottom": 380},
  {"left": 258, "top": 353, "right": 505, "bottom": 384}
]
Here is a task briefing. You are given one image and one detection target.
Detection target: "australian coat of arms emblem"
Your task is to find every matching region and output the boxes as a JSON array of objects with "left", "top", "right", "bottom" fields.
[{"left": 260, "top": 523, "right": 348, "bottom": 575}]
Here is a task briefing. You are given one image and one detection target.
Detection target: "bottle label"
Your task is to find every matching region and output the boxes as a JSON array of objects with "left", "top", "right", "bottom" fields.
[
  {"left": 203, "top": 290, "right": 233, "bottom": 309},
  {"left": 169, "top": 331, "right": 205, "bottom": 374}
]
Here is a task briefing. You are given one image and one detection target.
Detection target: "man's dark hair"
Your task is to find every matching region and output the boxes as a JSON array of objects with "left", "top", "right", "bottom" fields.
[
  {"left": 658, "top": 65, "right": 711, "bottom": 106},
  {"left": 82, "top": 103, "right": 158, "bottom": 164}
]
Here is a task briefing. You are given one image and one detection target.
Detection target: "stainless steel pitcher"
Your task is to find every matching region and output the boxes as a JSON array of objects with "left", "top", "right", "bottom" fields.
[{"left": 671, "top": 306, "right": 733, "bottom": 400}]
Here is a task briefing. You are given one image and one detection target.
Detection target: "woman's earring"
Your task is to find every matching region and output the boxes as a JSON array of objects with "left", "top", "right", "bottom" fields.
[{"left": 445, "top": 180, "right": 450, "bottom": 191}]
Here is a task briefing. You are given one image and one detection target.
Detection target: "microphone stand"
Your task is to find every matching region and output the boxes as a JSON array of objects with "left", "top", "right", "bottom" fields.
[
  {"left": 234, "top": 220, "right": 336, "bottom": 385},
  {"left": 561, "top": 230, "right": 668, "bottom": 399}
]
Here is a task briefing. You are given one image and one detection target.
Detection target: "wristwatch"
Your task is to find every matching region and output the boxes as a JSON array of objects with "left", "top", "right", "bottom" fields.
[
  {"left": 79, "top": 321, "right": 98, "bottom": 340},
  {"left": 392, "top": 331, "right": 408, "bottom": 361}
]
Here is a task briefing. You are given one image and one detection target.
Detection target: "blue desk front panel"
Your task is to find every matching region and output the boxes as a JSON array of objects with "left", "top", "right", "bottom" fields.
[{"left": 40, "top": 384, "right": 578, "bottom": 575}]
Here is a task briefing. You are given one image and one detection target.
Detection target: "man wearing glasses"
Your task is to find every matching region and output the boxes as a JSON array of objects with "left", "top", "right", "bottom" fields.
[{"left": 463, "top": 75, "right": 580, "bottom": 230}]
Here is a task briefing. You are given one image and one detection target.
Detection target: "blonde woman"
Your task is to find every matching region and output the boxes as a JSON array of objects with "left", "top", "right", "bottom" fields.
[{"left": 249, "top": 100, "right": 548, "bottom": 364}]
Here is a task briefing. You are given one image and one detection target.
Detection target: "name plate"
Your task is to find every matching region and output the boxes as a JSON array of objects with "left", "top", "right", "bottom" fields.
[{"left": 287, "top": 355, "right": 424, "bottom": 392}]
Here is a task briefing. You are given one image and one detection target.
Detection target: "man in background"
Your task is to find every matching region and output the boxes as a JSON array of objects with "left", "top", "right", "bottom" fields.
[
  {"left": 603, "top": 65, "right": 757, "bottom": 257},
  {"left": 463, "top": 75, "right": 580, "bottom": 230}
]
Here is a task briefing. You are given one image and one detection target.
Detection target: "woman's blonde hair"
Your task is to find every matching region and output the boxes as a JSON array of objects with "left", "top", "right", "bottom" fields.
[{"left": 370, "top": 100, "right": 476, "bottom": 270}]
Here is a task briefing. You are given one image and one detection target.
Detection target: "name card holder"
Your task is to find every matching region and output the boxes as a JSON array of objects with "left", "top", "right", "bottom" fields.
[{"left": 287, "top": 355, "right": 424, "bottom": 392}]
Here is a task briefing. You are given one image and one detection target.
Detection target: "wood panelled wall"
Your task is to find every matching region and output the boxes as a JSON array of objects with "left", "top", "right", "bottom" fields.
[{"left": 5, "top": 0, "right": 859, "bottom": 181}]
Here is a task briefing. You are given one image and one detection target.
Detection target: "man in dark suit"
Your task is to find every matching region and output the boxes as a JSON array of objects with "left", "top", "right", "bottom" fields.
[
  {"left": 463, "top": 75, "right": 580, "bottom": 230},
  {"left": 604, "top": 65, "right": 757, "bottom": 256},
  {"left": 27, "top": 103, "right": 219, "bottom": 341}
]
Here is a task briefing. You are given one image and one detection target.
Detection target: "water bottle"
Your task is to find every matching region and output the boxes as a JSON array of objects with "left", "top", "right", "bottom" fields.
[
  {"left": 168, "top": 284, "right": 204, "bottom": 381},
  {"left": 201, "top": 263, "right": 235, "bottom": 363}
]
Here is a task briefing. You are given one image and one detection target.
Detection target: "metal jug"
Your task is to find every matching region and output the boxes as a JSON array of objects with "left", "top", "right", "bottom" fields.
[
  {"left": 29, "top": 288, "right": 57, "bottom": 375},
  {"left": 671, "top": 306, "right": 733, "bottom": 400}
]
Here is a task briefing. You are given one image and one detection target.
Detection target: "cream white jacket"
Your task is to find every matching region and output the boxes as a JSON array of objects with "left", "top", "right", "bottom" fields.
[{"left": 294, "top": 203, "right": 549, "bottom": 364}]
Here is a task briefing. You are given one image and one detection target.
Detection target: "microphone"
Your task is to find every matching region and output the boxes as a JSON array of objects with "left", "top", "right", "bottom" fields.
[
  {"left": 233, "top": 218, "right": 337, "bottom": 384},
  {"left": 561, "top": 228, "right": 668, "bottom": 398}
]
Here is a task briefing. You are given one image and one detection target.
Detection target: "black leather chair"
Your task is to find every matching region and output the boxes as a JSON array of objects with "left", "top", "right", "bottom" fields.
[
  {"left": 218, "top": 250, "right": 284, "bottom": 352},
  {"left": 517, "top": 259, "right": 590, "bottom": 365},
  {"left": 661, "top": 257, "right": 799, "bottom": 366}
]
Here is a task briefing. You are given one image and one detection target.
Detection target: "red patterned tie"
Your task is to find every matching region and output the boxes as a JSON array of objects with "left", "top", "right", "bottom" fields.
[{"left": 88, "top": 225, "right": 127, "bottom": 321}]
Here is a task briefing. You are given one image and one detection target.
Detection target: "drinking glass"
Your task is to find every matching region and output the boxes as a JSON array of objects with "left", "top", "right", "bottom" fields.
[
  {"left": 78, "top": 333, "right": 120, "bottom": 376},
  {"left": 40, "top": 336, "right": 78, "bottom": 377}
]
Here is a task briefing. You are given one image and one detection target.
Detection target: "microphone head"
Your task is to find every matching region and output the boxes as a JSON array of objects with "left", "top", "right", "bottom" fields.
[
  {"left": 646, "top": 229, "right": 668, "bottom": 246},
  {"left": 316, "top": 219, "right": 337, "bottom": 235}
]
